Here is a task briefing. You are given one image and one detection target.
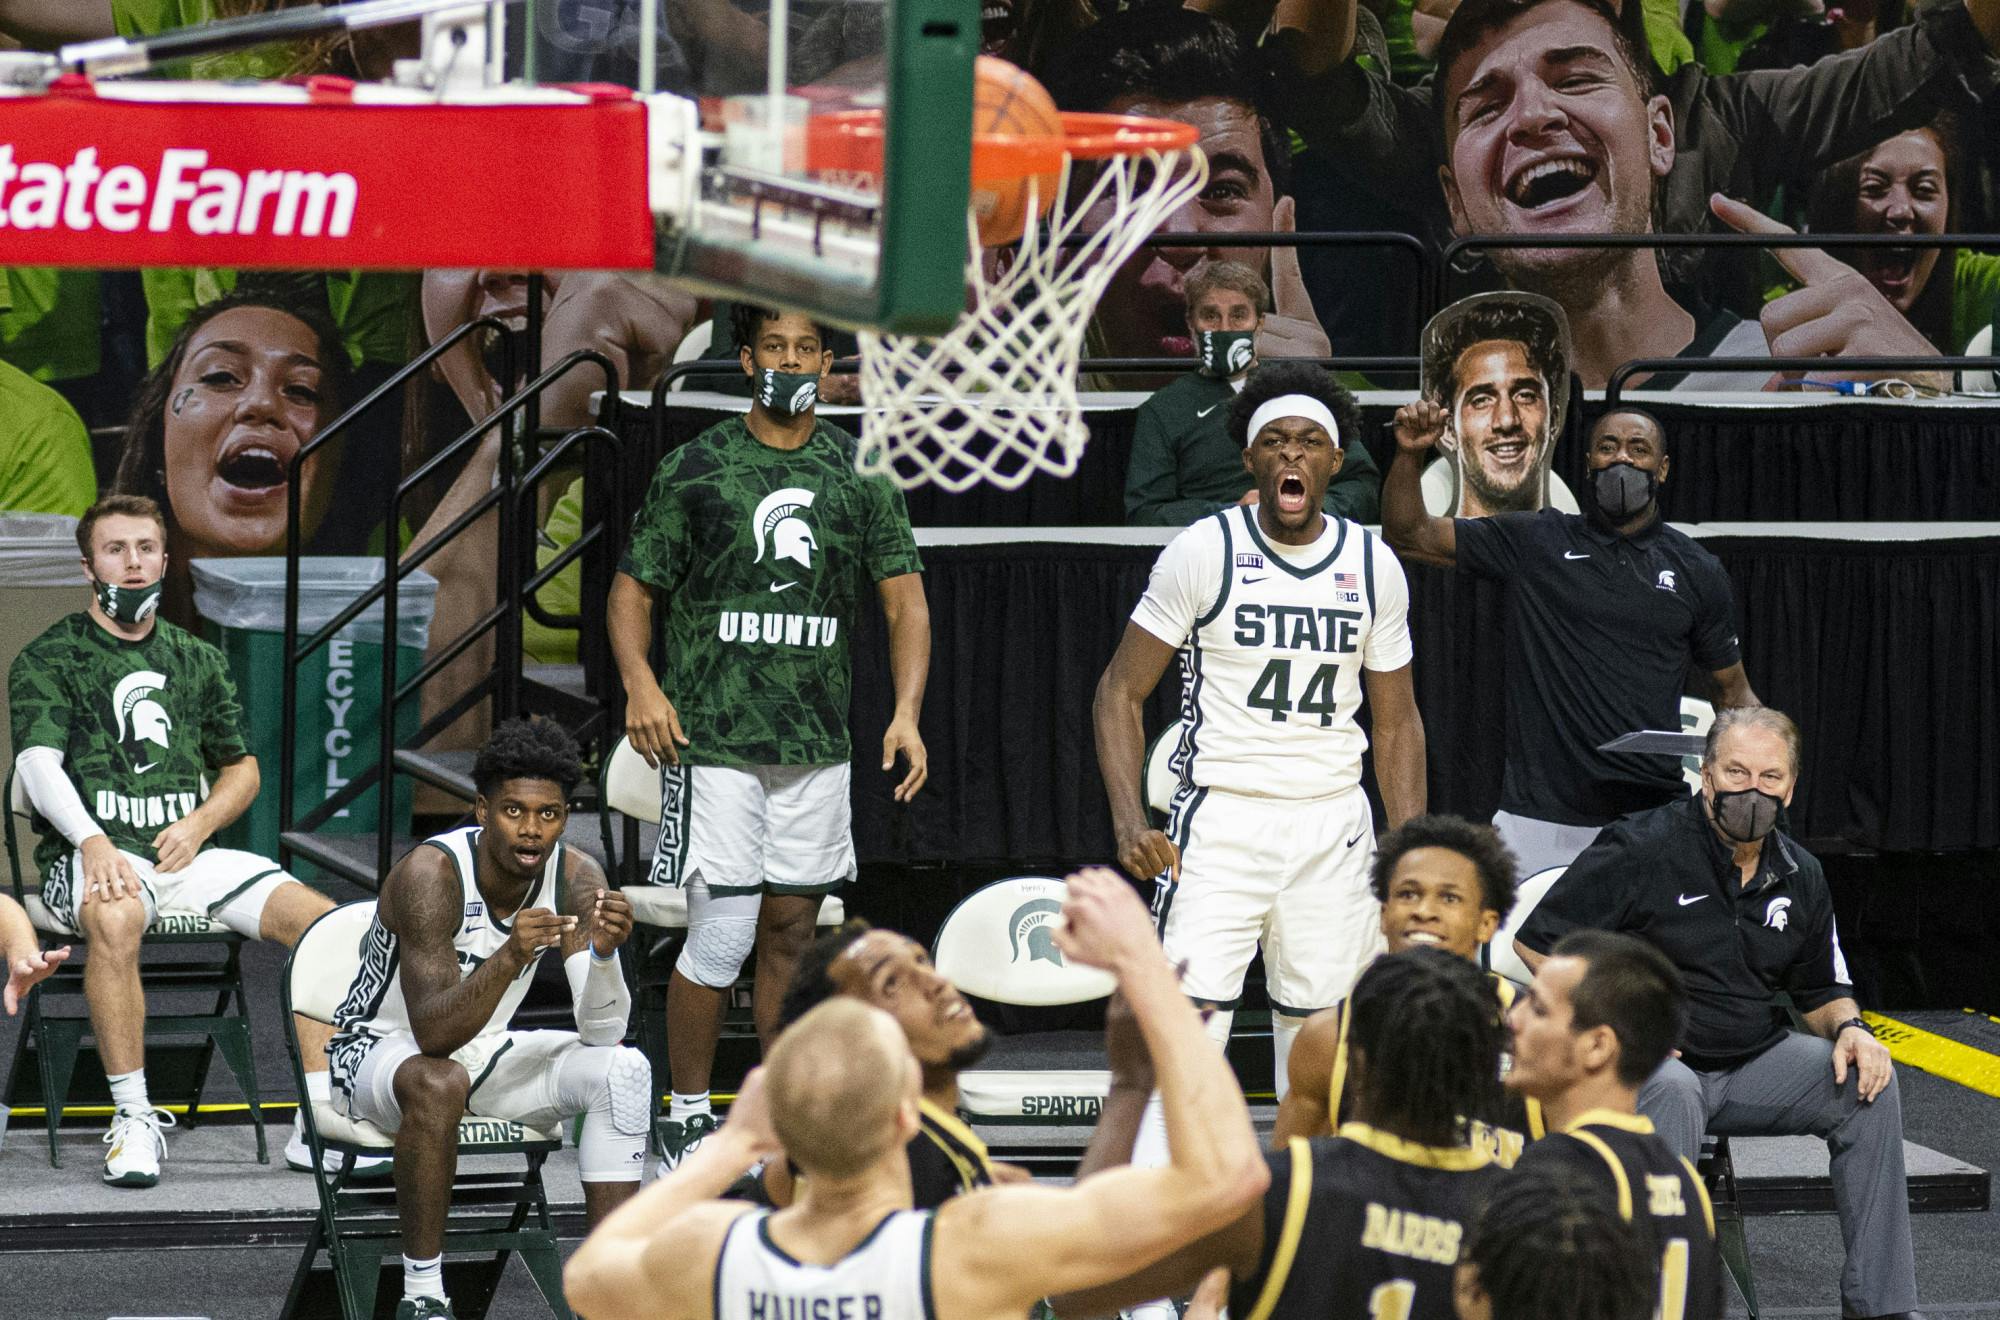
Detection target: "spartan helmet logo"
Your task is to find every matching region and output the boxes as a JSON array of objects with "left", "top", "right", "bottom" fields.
[
  {"left": 112, "top": 669, "right": 172, "bottom": 772},
  {"left": 1764, "top": 897, "right": 1792, "bottom": 931},
  {"left": 1008, "top": 898, "right": 1066, "bottom": 967},
  {"left": 1226, "top": 336, "right": 1255, "bottom": 374},
  {"left": 752, "top": 487, "right": 818, "bottom": 572}
]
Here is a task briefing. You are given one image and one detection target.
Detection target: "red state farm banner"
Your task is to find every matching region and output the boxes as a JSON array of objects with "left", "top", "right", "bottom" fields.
[{"left": 0, "top": 88, "right": 654, "bottom": 269}]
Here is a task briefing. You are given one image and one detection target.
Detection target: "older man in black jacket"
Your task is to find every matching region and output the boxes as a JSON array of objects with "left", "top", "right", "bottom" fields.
[{"left": 1514, "top": 707, "right": 1918, "bottom": 1320}]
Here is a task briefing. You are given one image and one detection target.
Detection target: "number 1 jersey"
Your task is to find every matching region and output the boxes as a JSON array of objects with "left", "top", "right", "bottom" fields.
[{"left": 1131, "top": 506, "right": 1412, "bottom": 799}]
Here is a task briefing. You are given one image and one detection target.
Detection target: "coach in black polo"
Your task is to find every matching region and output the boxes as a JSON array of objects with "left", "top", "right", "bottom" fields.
[
  {"left": 1384, "top": 403, "right": 1760, "bottom": 875},
  {"left": 1514, "top": 708, "right": 1919, "bottom": 1320}
]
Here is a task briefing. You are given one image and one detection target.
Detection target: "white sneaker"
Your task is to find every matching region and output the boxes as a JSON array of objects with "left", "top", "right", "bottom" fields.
[
  {"left": 286, "top": 1113, "right": 393, "bottom": 1178},
  {"left": 102, "top": 1106, "right": 174, "bottom": 1187}
]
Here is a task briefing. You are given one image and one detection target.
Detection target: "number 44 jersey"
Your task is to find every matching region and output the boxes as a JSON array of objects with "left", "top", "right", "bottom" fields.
[{"left": 1131, "top": 507, "right": 1412, "bottom": 799}]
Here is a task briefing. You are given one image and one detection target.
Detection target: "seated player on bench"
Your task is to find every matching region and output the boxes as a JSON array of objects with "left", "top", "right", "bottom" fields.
[
  {"left": 9, "top": 493, "right": 346, "bottom": 1187},
  {"left": 324, "top": 718, "right": 650, "bottom": 1320}
]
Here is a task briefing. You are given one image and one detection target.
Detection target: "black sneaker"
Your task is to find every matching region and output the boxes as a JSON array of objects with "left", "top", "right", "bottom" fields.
[
  {"left": 656, "top": 1112, "right": 719, "bottom": 1173},
  {"left": 394, "top": 1298, "right": 456, "bottom": 1319}
]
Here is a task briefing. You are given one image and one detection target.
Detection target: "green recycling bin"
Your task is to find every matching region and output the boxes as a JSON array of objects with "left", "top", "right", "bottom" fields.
[{"left": 190, "top": 557, "right": 439, "bottom": 864}]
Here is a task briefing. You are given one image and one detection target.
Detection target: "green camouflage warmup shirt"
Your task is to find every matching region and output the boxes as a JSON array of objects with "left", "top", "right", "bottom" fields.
[
  {"left": 620, "top": 416, "right": 922, "bottom": 767},
  {"left": 9, "top": 613, "right": 249, "bottom": 877}
]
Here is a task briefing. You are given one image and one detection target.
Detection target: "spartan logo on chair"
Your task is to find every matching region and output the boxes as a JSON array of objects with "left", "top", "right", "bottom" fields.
[
  {"left": 1008, "top": 898, "right": 1067, "bottom": 968},
  {"left": 752, "top": 487, "right": 818, "bottom": 588},
  {"left": 112, "top": 669, "right": 173, "bottom": 773}
]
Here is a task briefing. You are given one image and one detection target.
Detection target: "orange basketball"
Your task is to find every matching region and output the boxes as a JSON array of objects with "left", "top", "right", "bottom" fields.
[{"left": 970, "top": 55, "right": 1064, "bottom": 247}]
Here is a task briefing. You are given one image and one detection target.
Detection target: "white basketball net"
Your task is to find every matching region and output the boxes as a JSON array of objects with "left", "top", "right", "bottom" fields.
[{"left": 853, "top": 142, "right": 1209, "bottom": 492}]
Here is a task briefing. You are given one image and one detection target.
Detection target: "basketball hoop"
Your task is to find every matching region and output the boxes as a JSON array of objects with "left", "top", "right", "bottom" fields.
[{"left": 808, "top": 111, "right": 1207, "bottom": 493}]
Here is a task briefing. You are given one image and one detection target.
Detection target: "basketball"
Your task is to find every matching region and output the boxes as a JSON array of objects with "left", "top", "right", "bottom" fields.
[{"left": 970, "top": 55, "right": 1064, "bottom": 247}]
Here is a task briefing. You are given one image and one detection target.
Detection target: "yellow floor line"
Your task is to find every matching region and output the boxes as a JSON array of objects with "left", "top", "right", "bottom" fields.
[
  {"left": 11, "top": 1094, "right": 696, "bottom": 1119},
  {"left": 1866, "top": 1011, "right": 2000, "bottom": 1098}
]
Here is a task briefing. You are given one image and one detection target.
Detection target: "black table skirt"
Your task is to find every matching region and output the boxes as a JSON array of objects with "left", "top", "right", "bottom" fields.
[
  {"left": 640, "top": 398, "right": 2000, "bottom": 525},
  {"left": 842, "top": 536, "right": 2000, "bottom": 863}
]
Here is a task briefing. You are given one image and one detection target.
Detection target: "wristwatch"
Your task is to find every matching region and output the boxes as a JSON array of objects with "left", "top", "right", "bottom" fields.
[{"left": 1835, "top": 1016, "right": 1873, "bottom": 1040}]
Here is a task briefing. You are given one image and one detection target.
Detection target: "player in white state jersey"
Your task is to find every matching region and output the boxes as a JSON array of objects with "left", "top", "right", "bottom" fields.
[
  {"left": 564, "top": 867, "right": 1268, "bottom": 1320},
  {"left": 326, "top": 720, "right": 651, "bottom": 1320},
  {"left": 1095, "top": 362, "right": 1428, "bottom": 1094}
]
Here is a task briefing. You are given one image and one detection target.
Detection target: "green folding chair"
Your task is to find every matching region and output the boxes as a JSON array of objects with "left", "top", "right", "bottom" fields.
[
  {"left": 280, "top": 901, "right": 570, "bottom": 1320},
  {"left": 3, "top": 769, "right": 266, "bottom": 1166}
]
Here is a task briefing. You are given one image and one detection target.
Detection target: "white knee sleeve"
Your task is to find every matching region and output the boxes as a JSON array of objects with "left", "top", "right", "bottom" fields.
[
  {"left": 675, "top": 888, "right": 762, "bottom": 989},
  {"left": 559, "top": 1044, "right": 651, "bottom": 1182},
  {"left": 1272, "top": 1014, "right": 1304, "bottom": 1102}
]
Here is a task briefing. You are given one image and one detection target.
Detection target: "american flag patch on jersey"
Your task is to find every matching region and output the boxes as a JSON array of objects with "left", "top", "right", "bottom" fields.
[{"left": 1334, "top": 571, "right": 1359, "bottom": 590}]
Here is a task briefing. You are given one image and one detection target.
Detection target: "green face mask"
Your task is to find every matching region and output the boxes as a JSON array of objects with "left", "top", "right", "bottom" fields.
[
  {"left": 1196, "top": 329, "right": 1257, "bottom": 377},
  {"left": 93, "top": 575, "right": 163, "bottom": 626},
  {"left": 752, "top": 368, "right": 821, "bottom": 418}
]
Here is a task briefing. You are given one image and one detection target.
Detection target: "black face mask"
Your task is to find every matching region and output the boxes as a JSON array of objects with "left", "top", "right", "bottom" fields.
[
  {"left": 1710, "top": 786, "right": 1783, "bottom": 843},
  {"left": 1588, "top": 461, "right": 1657, "bottom": 522}
]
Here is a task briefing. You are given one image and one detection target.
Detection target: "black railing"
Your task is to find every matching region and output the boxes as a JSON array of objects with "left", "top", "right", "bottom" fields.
[
  {"left": 645, "top": 354, "right": 1424, "bottom": 453},
  {"left": 279, "top": 315, "right": 516, "bottom": 855},
  {"left": 1605, "top": 356, "right": 2000, "bottom": 404},
  {"left": 1438, "top": 231, "right": 1996, "bottom": 308},
  {"left": 279, "top": 346, "right": 620, "bottom": 881}
]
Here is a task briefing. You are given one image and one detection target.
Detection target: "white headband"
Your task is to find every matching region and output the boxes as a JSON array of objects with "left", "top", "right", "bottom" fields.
[{"left": 1247, "top": 394, "right": 1341, "bottom": 448}]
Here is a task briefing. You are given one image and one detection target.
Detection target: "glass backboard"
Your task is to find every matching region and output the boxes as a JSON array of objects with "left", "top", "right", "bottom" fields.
[{"left": 639, "top": 0, "right": 977, "bottom": 335}]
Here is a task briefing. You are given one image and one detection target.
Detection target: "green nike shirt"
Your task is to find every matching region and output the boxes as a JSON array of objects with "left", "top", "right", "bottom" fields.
[
  {"left": 10, "top": 613, "right": 248, "bottom": 876},
  {"left": 620, "top": 416, "right": 922, "bottom": 767}
]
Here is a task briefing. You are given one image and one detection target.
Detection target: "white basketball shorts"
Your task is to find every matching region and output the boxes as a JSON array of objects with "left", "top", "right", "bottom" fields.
[
  {"left": 1154, "top": 782, "right": 1384, "bottom": 1016},
  {"left": 39, "top": 845, "right": 294, "bottom": 937},
  {"left": 648, "top": 762, "right": 855, "bottom": 896}
]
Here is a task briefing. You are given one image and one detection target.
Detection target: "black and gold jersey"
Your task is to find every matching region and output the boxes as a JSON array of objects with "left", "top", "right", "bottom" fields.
[
  {"left": 1226, "top": 1124, "right": 1504, "bottom": 1320},
  {"left": 909, "top": 1099, "right": 994, "bottom": 1210},
  {"left": 1322, "top": 972, "right": 1545, "bottom": 1165},
  {"left": 1515, "top": 1109, "right": 1723, "bottom": 1320}
]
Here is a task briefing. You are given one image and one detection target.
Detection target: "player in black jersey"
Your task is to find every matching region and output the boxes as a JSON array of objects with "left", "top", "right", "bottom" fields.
[
  {"left": 1278, "top": 815, "right": 1540, "bottom": 1160},
  {"left": 766, "top": 920, "right": 1020, "bottom": 1206},
  {"left": 1056, "top": 947, "right": 1507, "bottom": 1320},
  {"left": 1504, "top": 930, "right": 1724, "bottom": 1320},
  {"left": 1455, "top": 1160, "right": 1657, "bottom": 1320}
]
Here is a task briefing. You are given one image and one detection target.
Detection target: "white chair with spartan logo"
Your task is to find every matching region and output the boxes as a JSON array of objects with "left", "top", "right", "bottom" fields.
[
  {"left": 2, "top": 768, "right": 269, "bottom": 1168},
  {"left": 932, "top": 877, "right": 1117, "bottom": 1138},
  {"left": 280, "top": 900, "right": 569, "bottom": 1320}
]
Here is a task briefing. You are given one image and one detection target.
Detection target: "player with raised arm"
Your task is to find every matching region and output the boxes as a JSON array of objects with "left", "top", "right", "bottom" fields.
[
  {"left": 1095, "top": 361, "right": 1426, "bottom": 1101},
  {"left": 761, "top": 919, "right": 1025, "bottom": 1207},
  {"left": 325, "top": 719, "right": 650, "bottom": 1320},
  {"left": 561, "top": 866, "right": 1269, "bottom": 1320},
  {"left": 1054, "top": 947, "right": 1509, "bottom": 1320}
]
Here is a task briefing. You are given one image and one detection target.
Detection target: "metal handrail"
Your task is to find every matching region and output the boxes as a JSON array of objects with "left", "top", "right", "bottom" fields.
[
  {"left": 1438, "top": 231, "right": 2000, "bottom": 307},
  {"left": 279, "top": 315, "right": 515, "bottom": 852},
  {"left": 645, "top": 355, "right": 1424, "bottom": 453},
  {"left": 1605, "top": 356, "right": 2000, "bottom": 404},
  {"left": 512, "top": 426, "right": 621, "bottom": 633},
  {"left": 279, "top": 349, "right": 620, "bottom": 878}
]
